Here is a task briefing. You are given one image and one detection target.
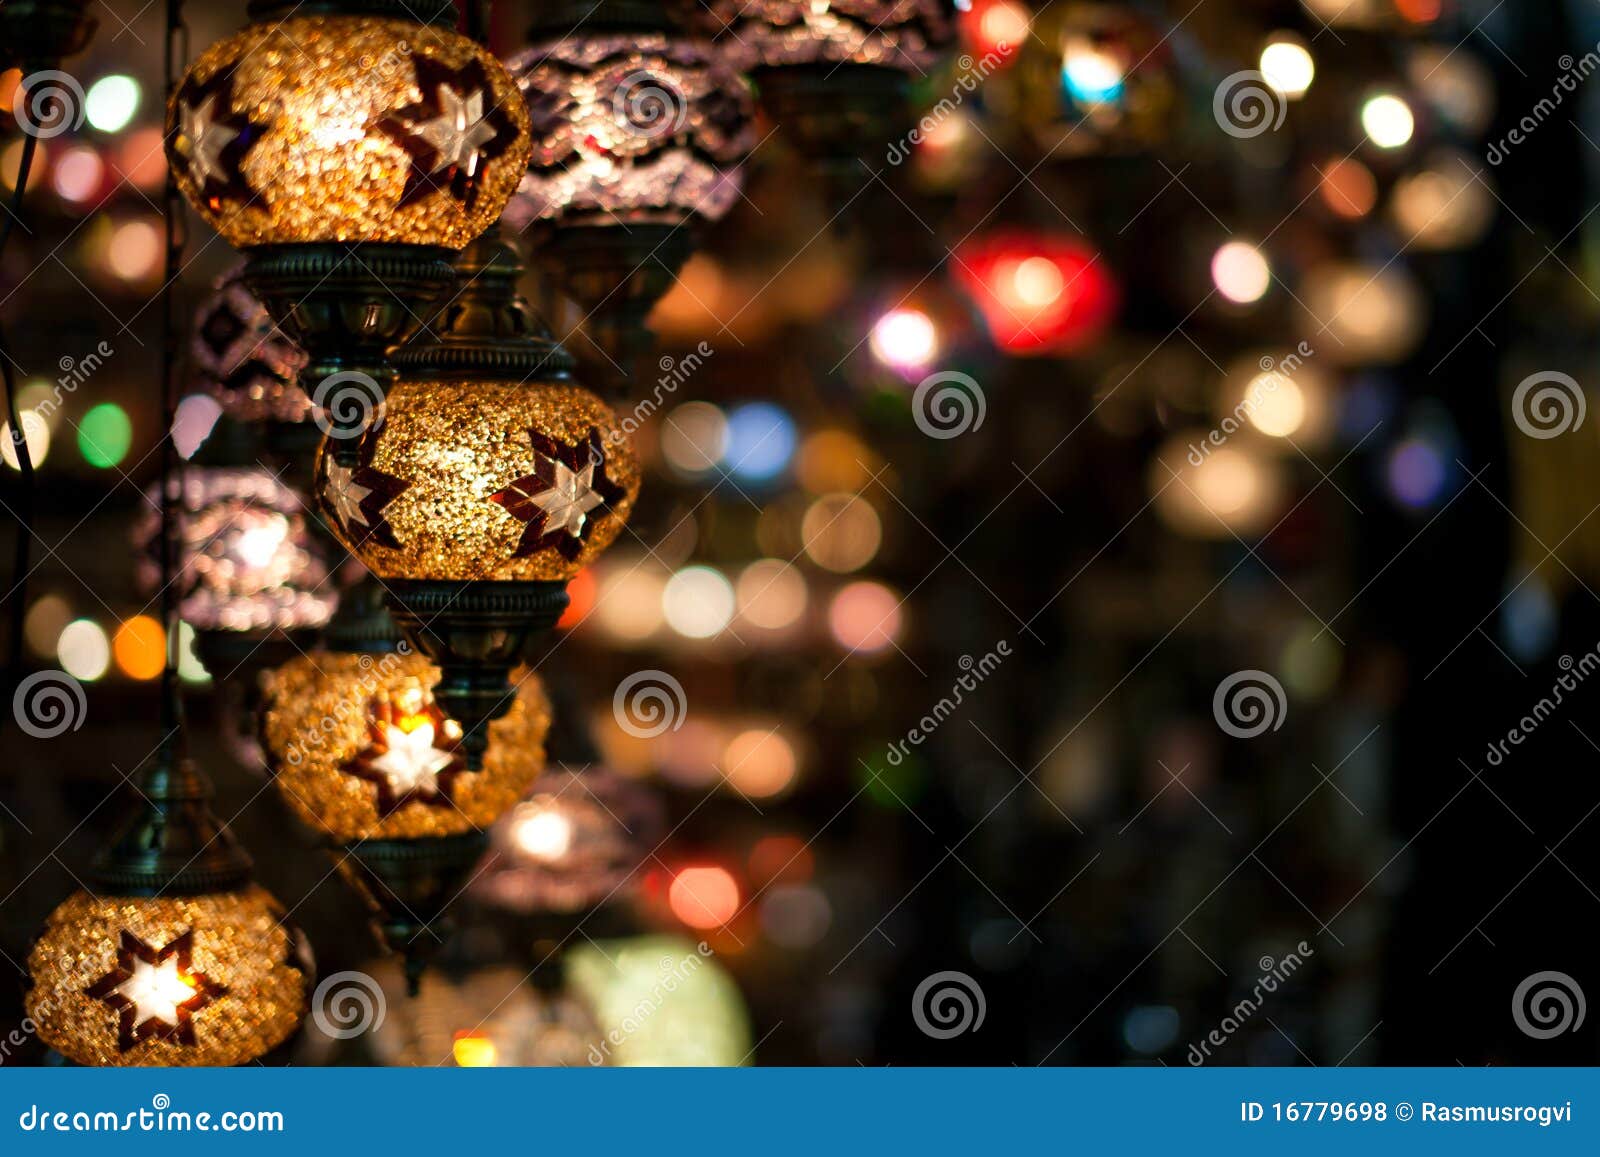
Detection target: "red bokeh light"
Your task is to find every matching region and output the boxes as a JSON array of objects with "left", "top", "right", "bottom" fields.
[{"left": 952, "top": 231, "right": 1119, "bottom": 355}]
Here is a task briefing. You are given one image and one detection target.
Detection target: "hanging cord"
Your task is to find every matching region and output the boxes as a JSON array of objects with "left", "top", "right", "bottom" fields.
[
  {"left": 158, "top": 0, "right": 190, "bottom": 748},
  {"left": 1, "top": 115, "right": 42, "bottom": 719}
]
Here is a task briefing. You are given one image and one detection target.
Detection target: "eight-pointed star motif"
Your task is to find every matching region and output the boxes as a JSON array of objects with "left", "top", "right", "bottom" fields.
[
  {"left": 343, "top": 694, "right": 465, "bottom": 816},
  {"left": 84, "top": 929, "right": 228, "bottom": 1052},
  {"left": 489, "top": 427, "right": 627, "bottom": 561},
  {"left": 376, "top": 55, "right": 522, "bottom": 210},
  {"left": 318, "top": 442, "right": 409, "bottom": 551},
  {"left": 166, "top": 64, "right": 265, "bottom": 205}
]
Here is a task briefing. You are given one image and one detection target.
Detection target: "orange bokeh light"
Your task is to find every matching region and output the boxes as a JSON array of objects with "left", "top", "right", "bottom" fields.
[
  {"left": 112, "top": 615, "right": 165, "bottom": 680},
  {"left": 668, "top": 865, "right": 741, "bottom": 930}
]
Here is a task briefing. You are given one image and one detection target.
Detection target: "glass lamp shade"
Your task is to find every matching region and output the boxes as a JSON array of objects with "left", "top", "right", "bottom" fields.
[
  {"left": 192, "top": 265, "right": 310, "bottom": 424},
  {"left": 135, "top": 466, "right": 335, "bottom": 634},
  {"left": 506, "top": 32, "right": 756, "bottom": 229},
  {"left": 259, "top": 650, "right": 552, "bottom": 842},
  {"left": 166, "top": 15, "right": 533, "bottom": 249},
  {"left": 699, "top": 0, "right": 955, "bottom": 72},
  {"left": 315, "top": 382, "right": 639, "bottom": 584},
  {"left": 26, "top": 887, "right": 309, "bottom": 1067},
  {"left": 368, "top": 963, "right": 603, "bottom": 1067},
  {"left": 472, "top": 766, "right": 663, "bottom": 914}
]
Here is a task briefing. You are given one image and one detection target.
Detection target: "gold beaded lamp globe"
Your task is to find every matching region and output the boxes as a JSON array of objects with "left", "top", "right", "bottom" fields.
[
  {"left": 166, "top": 14, "right": 533, "bottom": 248},
  {"left": 315, "top": 382, "right": 639, "bottom": 584},
  {"left": 26, "top": 887, "right": 308, "bottom": 1067},
  {"left": 260, "top": 649, "right": 553, "bottom": 843}
]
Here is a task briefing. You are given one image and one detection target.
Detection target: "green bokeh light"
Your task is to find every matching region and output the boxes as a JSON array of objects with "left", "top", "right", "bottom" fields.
[{"left": 78, "top": 403, "right": 132, "bottom": 468}]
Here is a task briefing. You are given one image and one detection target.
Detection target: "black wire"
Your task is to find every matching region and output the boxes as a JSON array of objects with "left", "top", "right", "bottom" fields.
[
  {"left": 159, "top": 0, "right": 189, "bottom": 743},
  {"left": 1, "top": 128, "right": 41, "bottom": 717}
]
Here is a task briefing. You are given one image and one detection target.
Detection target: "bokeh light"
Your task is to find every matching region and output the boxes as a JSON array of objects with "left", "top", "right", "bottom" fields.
[
  {"left": 57, "top": 619, "right": 111, "bottom": 681},
  {"left": 592, "top": 561, "right": 668, "bottom": 642},
  {"left": 24, "top": 594, "right": 73, "bottom": 658},
  {"left": 77, "top": 402, "right": 132, "bottom": 468},
  {"left": 669, "top": 866, "right": 741, "bottom": 929},
  {"left": 173, "top": 394, "right": 223, "bottom": 459},
  {"left": 723, "top": 729, "right": 799, "bottom": 798},
  {"left": 50, "top": 146, "right": 104, "bottom": 204},
  {"left": 1211, "top": 241, "right": 1271, "bottom": 305},
  {"left": 1361, "top": 92, "right": 1415, "bottom": 149},
  {"left": 106, "top": 219, "right": 162, "bottom": 282},
  {"left": 736, "top": 559, "right": 809, "bottom": 631},
  {"left": 660, "top": 401, "right": 728, "bottom": 478},
  {"left": 801, "top": 493, "right": 883, "bottom": 573},
  {"left": 1, "top": 411, "right": 49, "bottom": 470},
  {"left": 663, "top": 565, "right": 736, "bottom": 639},
  {"left": 112, "top": 616, "right": 166, "bottom": 681},
  {"left": 84, "top": 75, "right": 140, "bottom": 133},
  {"left": 1259, "top": 35, "right": 1314, "bottom": 99},
  {"left": 869, "top": 308, "right": 939, "bottom": 374},
  {"left": 828, "top": 581, "right": 904, "bottom": 655},
  {"left": 1317, "top": 157, "right": 1377, "bottom": 219},
  {"left": 722, "top": 402, "right": 797, "bottom": 483}
]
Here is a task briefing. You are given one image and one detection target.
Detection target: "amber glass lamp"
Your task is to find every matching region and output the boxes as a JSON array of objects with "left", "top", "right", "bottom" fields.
[
  {"left": 259, "top": 579, "right": 551, "bottom": 989},
  {"left": 167, "top": 0, "right": 533, "bottom": 423},
  {"left": 317, "top": 228, "right": 638, "bottom": 768},
  {"left": 509, "top": 0, "right": 756, "bottom": 387}
]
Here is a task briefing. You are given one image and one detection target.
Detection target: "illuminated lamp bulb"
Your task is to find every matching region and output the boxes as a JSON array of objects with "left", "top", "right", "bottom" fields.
[
  {"left": 953, "top": 230, "right": 1118, "bottom": 355},
  {"left": 1063, "top": 39, "right": 1125, "bottom": 104},
  {"left": 566, "top": 935, "right": 752, "bottom": 1065},
  {"left": 132, "top": 458, "right": 335, "bottom": 681},
  {"left": 259, "top": 578, "right": 552, "bottom": 989},
  {"left": 869, "top": 307, "right": 939, "bottom": 374},
  {"left": 473, "top": 766, "right": 663, "bottom": 914},
  {"left": 168, "top": 3, "right": 533, "bottom": 418},
  {"left": 325, "top": 228, "right": 639, "bottom": 770},
  {"left": 510, "top": 2, "right": 757, "bottom": 390},
  {"left": 27, "top": 886, "right": 308, "bottom": 1067},
  {"left": 693, "top": 0, "right": 957, "bottom": 205}
]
